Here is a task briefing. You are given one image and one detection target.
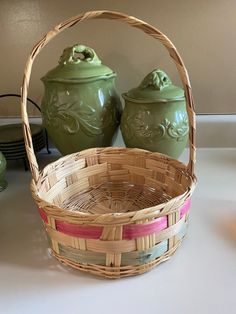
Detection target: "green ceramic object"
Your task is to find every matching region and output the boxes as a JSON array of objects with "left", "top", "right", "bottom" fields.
[
  {"left": 41, "top": 44, "right": 122, "bottom": 155},
  {"left": 121, "top": 69, "right": 189, "bottom": 158},
  {"left": 0, "top": 152, "right": 7, "bottom": 191}
]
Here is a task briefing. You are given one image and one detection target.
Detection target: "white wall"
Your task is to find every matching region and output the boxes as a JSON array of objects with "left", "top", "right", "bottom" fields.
[{"left": 0, "top": 0, "right": 235, "bottom": 116}]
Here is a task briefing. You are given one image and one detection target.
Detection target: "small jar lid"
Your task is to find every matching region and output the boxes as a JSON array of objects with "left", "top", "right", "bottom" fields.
[
  {"left": 123, "top": 69, "right": 185, "bottom": 103},
  {"left": 41, "top": 44, "right": 115, "bottom": 83}
]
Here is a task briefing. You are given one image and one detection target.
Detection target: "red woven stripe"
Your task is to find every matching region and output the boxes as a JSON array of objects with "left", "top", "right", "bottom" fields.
[
  {"left": 180, "top": 198, "right": 191, "bottom": 218},
  {"left": 123, "top": 216, "right": 167, "bottom": 240},
  {"left": 123, "top": 198, "right": 190, "bottom": 239},
  {"left": 38, "top": 199, "right": 190, "bottom": 239},
  {"left": 55, "top": 221, "right": 103, "bottom": 239},
  {"left": 38, "top": 207, "right": 48, "bottom": 224}
]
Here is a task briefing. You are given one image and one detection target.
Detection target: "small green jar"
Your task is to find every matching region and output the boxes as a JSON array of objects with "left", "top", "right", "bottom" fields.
[
  {"left": 41, "top": 44, "right": 122, "bottom": 155},
  {"left": 0, "top": 152, "right": 7, "bottom": 191},
  {"left": 121, "top": 69, "right": 189, "bottom": 158}
]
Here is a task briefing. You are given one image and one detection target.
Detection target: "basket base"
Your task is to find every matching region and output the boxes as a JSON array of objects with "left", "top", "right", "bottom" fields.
[
  {"left": 62, "top": 181, "right": 172, "bottom": 214},
  {"left": 51, "top": 240, "right": 182, "bottom": 279}
]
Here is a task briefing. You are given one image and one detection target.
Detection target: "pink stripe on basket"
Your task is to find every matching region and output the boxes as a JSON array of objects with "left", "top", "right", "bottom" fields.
[
  {"left": 123, "top": 216, "right": 167, "bottom": 240},
  {"left": 38, "top": 199, "right": 191, "bottom": 240},
  {"left": 180, "top": 198, "right": 191, "bottom": 218},
  {"left": 55, "top": 221, "right": 103, "bottom": 239},
  {"left": 123, "top": 198, "right": 191, "bottom": 240},
  {"left": 38, "top": 207, "right": 48, "bottom": 224}
]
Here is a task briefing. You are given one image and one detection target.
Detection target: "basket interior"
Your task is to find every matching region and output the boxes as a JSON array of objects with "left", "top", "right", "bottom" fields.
[{"left": 37, "top": 148, "right": 192, "bottom": 214}]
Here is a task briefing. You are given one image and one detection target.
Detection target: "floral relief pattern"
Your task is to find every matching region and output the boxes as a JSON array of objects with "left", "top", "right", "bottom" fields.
[
  {"left": 42, "top": 90, "right": 118, "bottom": 136},
  {"left": 122, "top": 110, "right": 189, "bottom": 144}
]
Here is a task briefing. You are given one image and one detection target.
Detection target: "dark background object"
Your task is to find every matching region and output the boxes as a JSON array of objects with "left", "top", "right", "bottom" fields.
[{"left": 0, "top": 94, "right": 50, "bottom": 170}]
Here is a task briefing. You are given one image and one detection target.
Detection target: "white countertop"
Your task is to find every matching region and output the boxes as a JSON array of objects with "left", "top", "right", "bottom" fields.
[{"left": 1, "top": 148, "right": 236, "bottom": 314}]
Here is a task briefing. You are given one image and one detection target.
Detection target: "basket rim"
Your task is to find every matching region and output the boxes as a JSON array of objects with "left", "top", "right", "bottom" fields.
[{"left": 31, "top": 147, "right": 197, "bottom": 223}]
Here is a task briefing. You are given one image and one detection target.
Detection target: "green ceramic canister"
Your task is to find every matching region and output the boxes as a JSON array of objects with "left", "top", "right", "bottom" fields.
[
  {"left": 0, "top": 152, "right": 7, "bottom": 191},
  {"left": 41, "top": 44, "right": 122, "bottom": 155},
  {"left": 121, "top": 69, "right": 189, "bottom": 158}
]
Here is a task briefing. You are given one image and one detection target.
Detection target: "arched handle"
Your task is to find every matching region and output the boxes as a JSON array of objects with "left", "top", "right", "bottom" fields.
[{"left": 21, "top": 10, "right": 196, "bottom": 182}]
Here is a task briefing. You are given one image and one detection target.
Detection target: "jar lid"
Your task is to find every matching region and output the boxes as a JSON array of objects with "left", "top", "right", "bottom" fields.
[
  {"left": 41, "top": 44, "right": 115, "bottom": 83},
  {"left": 122, "top": 69, "right": 185, "bottom": 103}
]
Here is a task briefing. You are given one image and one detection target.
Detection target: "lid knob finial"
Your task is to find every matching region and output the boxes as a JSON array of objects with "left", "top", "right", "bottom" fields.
[
  {"left": 59, "top": 44, "right": 101, "bottom": 65},
  {"left": 140, "top": 69, "right": 172, "bottom": 90}
]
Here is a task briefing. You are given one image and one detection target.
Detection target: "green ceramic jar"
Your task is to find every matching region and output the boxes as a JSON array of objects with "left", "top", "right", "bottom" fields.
[
  {"left": 0, "top": 152, "right": 7, "bottom": 191},
  {"left": 120, "top": 69, "right": 189, "bottom": 158},
  {"left": 41, "top": 44, "right": 122, "bottom": 155}
]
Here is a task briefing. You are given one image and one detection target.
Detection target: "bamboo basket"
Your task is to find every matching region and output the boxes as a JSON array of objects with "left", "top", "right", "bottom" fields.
[{"left": 21, "top": 10, "right": 197, "bottom": 278}]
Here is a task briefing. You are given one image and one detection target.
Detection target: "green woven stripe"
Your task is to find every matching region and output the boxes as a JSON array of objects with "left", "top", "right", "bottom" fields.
[
  {"left": 121, "top": 240, "right": 168, "bottom": 266},
  {"left": 57, "top": 222, "right": 188, "bottom": 267},
  {"left": 177, "top": 221, "right": 187, "bottom": 240},
  {"left": 58, "top": 244, "right": 106, "bottom": 265},
  {"left": 122, "top": 222, "right": 187, "bottom": 266}
]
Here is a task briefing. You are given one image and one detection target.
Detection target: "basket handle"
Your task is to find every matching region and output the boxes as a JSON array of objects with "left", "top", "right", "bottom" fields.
[{"left": 21, "top": 10, "right": 196, "bottom": 182}]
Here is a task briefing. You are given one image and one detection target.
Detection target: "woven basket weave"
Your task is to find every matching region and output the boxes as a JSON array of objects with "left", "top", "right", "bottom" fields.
[{"left": 21, "top": 10, "right": 197, "bottom": 278}]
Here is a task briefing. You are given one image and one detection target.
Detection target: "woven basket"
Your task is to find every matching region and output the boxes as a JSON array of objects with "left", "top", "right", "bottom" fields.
[{"left": 21, "top": 10, "right": 197, "bottom": 279}]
